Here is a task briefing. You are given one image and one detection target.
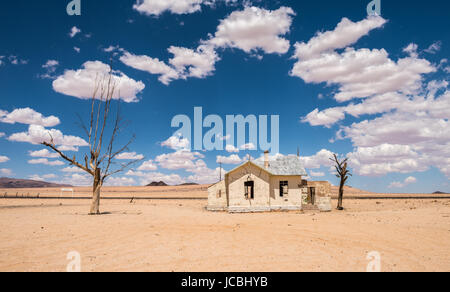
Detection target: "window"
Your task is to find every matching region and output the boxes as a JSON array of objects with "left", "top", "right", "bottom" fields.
[
  {"left": 244, "top": 181, "right": 254, "bottom": 199},
  {"left": 216, "top": 189, "right": 222, "bottom": 198},
  {"left": 280, "top": 181, "right": 289, "bottom": 197}
]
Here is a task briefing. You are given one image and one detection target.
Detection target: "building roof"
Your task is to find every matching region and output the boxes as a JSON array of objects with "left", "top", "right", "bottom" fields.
[{"left": 252, "top": 155, "right": 308, "bottom": 176}]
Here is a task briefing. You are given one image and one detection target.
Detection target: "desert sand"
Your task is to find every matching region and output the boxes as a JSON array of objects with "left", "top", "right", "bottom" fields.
[{"left": 0, "top": 186, "right": 449, "bottom": 272}]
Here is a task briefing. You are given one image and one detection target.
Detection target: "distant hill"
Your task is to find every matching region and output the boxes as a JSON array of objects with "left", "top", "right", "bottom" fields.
[
  {"left": 147, "top": 181, "right": 168, "bottom": 187},
  {"left": 0, "top": 177, "right": 72, "bottom": 189},
  {"left": 178, "top": 183, "right": 199, "bottom": 186},
  {"left": 433, "top": 191, "right": 449, "bottom": 194}
]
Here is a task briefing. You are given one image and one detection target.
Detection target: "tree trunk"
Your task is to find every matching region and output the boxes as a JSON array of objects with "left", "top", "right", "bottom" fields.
[
  {"left": 89, "top": 168, "right": 102, "bottom": 215},
  {"left": 337, "top": 180, "right": 344, "bottom": 210}
]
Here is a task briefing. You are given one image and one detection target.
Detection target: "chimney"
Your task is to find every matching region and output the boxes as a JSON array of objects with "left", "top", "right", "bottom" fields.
[{"left": 264, "top": 150, "right": 269, "bottom": 169}]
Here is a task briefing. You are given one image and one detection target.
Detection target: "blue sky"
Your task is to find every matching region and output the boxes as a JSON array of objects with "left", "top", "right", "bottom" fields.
[{"left": 0, "top": 0, "right": 449, "bottom": 192}]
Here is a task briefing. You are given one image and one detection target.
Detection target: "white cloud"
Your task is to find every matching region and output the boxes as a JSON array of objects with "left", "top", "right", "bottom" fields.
[
  {"left": 104, "top": 176, "right": 136, "bottom": 186},
  {"left": 40, "top": 60, "right": 60, "bottom": 79},
  {"left": 424, "top": 41, "right": 441, "bottom": 54},
  {"left": 8, "top": 125, "right": 88, "bottom": 147},
  {"left": 300, "top": 149, "right": 335, "bottom": 169},
  {"left": 216, "top": 134, "right": 230, "bottom": 141},
  {"left": 0, "top": 132, "right": 5, "bottom": 138},
  {"left": 0, "top": 108, "right": 60, "bottom": 127},
  {"left": 225, "top": 144, "right": 239, "bottom": 153},
  {"left": 116, "top": 152, "right": 144, "bottom": 160},
  {"left": 69, "top": 26, "right": 81, "bottom": 38},
  {"left": 29, "top": 174, "right": 57, "bottom": 181},
  {"left": 28, "top": 158, "right": 65, "bottom": 166},
  {"left": 389, "top": 176, "right": 417, "bottom": 188},
  {"left": 155, "top": 150, "right": 204, "bottom": 170},
  {"left": 120, "top": 51, "right": 179, "bottom": 85},
  {"left": 63, "top": 173, "right": 92, "bottom": 186},
  {"left": 216, "top": 154, "right": 242, "bottom": 165},
  {"left": 168, "top": 44, "right": 219, "bottom": 79},
  {"left": 137, "top": 160, "right": 158, "bottom": 171},
  {"left": 161, "top": 135, "right": 190, "bottom": 150},
  {"left": 62, "top": 166, "right": 85, "bottom": 173},
  {"left": 8, "top": 55, "right": 28, "bottom": 65},
  {"left": 29, "top": 149, "right": 60, "bottom": 158},
  {"left": 52, "top": 61, "right": 145, "bottom": 103},
  {"left": 291, "top": 16, "right": 435, "bottom": 103},
  {"left": 208, "top": 6, "right": 295, "bottom": 54},
  {"left": 0, "top": 169, "right": 12, "bottom": 176},
  {"left": 74, "top": 47, "right": 81, "bottom": 53},
  {"left": 403, "top": 43, "right": 418, "bottom": 58},
  {"left": 0, "top": 155, "right": 9, "bottom": 163},
  {"left": 133, "top": 0, "right": 204, "bottom": 16}
]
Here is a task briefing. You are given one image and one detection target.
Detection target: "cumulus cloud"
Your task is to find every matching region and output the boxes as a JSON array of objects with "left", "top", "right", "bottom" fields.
[
  {"left": 216, "top": 154, "right": 242, "bottom": 165},
  {"left": 161, "top": 135, "right": 190, "bottom": 150},
  {"left": 137, "top": 160, "right": 158, "bottom": 171},
  {"left": 389, "top": 176, "right": 417, "bottom": 188},
  {"left": 40, "top": 60, "right": 59, "bottom": 79},
  {"left": 28, "top": 158, "right": 64, "bottom": 166},
  {"left": 8, "top": 125, "right": 88, "bottom": 148},
  {"left": 63, "top": 173, "right": 92, "bottom": 186},
  {"left": 310, "top": 171, "right": 325, "bottom": 177},
  {"left": 62, "top": 166, "right": 85, "bottom": 173},
  {"left": 292, "top": 16, "right": 435, "bottom": 103},
  {"left": 225, "top": 144, "right": 239, "bottom": 153},
  {"left": 0, "top": 132, "right": 5, "bottom": 138},
  {"left": 0, "top": 108, "right": 60, "bottom": 127},
  {"left": 208, "top": 6, "right": 295, "bottom": 54},
  {"left": 104, "top": 176, "right": 136, "bottom": 187},
  {"left": 52, "top": 61, "right": 145, "bottom": 103},
  {"left": 155, "top": 150, "right": 204, "bottom": 170},
  {"left": 294, "top": 16, "right": 449, "bottom": 179},
  {"left": 0, "top": 155, "right": 9, "bottom": 163},
  {"left": 300, "top": 149, "right": 335, "bottom": 169},
  {"left": 133, "top": 0, "right": 204, "bottom": 16},
  {"left": 116, "top": 152, "right": 144, "bottom": 160},
  {"left": 120, "top": 51, "right": 179, "bottom": 85},
  {"left": 29, "top": 149, "right": 60, "bottom": 159}
]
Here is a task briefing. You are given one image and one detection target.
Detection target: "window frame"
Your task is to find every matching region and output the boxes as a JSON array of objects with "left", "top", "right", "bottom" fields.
[{"left": 280, "top": 181, "right": 289, "bottom": 197}]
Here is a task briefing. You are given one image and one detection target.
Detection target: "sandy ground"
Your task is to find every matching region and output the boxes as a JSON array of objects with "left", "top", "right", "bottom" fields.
[{"left": 0, "top": 196, "right": 449, "bottom": 272}]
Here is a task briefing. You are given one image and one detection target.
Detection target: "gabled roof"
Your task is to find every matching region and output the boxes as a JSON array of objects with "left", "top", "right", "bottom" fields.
[{"left": 253, "top": 155, "right": 308, "bottom": 176}]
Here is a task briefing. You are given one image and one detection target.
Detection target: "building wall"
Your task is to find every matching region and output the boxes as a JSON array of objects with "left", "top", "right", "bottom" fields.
[
  {"left": 227, "top": 163, "right": 271, "bottom": 209},
  {"left": 307, "top": 181, "right": 332, "bottom": 197},
  {"left": 207, "top": 180, "right": 227, "bottom": 210},
  {"left": 269, "top": 175, "right": 303, "bottom": 209}
]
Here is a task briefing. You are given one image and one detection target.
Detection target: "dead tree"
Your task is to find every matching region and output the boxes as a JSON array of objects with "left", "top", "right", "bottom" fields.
[
  {"left": 330, "top": 154, "right": 352, "bottom": 210},
  {"left": 42, "top": 67, "right": 142, "bottom": 215}
]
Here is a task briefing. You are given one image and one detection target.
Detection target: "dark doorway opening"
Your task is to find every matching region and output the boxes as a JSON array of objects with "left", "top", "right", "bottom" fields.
[{"left": 245, "top": 181, "right": 254, "bottom": 199}]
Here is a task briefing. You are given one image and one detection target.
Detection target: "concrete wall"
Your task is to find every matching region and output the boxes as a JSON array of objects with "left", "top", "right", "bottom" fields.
[
  {"left": 207, "top": 180, "right": 227, "bottom": 211},
  {"left": 269, "top": 175, "right": 303, "bottom": 210},
  {"left": 307, "top": 181, "right": 331, "bottom": 197},
  {"left": 227, "top": 163, "right": 271, "bottom": 210}
]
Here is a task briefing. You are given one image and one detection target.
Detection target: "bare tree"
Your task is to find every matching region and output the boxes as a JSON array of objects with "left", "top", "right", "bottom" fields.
[
  {"left": 330, "top": 154, "right": 352, "bottom": 210},
  {"left": 42, "top": 67, "right": 142, "bottom": 215}
]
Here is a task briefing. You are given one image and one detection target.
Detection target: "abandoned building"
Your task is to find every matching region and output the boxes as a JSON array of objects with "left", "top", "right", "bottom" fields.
[{"left": 207, "top": 151, "right": 331, "bottom": 213}]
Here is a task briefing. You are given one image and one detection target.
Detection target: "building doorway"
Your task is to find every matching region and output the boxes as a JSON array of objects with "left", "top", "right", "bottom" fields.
[{"left": 308, "top": 187, "right": 316, "bottom": 205}]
